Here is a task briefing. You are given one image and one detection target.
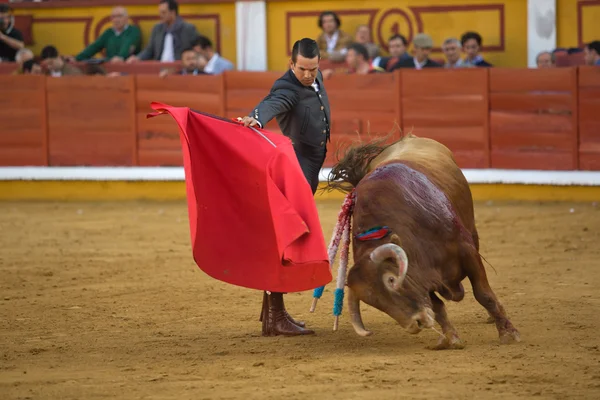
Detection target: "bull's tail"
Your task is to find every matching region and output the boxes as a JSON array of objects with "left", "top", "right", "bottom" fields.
[{"left": 325, "top": 127, "right": 412, "bottom": 193}]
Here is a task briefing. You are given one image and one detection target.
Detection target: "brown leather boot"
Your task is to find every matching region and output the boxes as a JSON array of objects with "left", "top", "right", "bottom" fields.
[
  {"left": 259, "top": 291, "right": 305, "bottom": 327},
  {"left": 262, "top": 292, "right": 315, "bottom": 336}
]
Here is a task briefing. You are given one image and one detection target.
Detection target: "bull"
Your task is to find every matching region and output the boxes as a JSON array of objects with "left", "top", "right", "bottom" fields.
[{"left": 328, "top": 134, "right": 520, "bottom": 349}]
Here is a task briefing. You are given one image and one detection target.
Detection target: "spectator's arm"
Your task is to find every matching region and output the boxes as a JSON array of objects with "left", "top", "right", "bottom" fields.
[
  {"left": 75, "top": 30, "right": 108, "bottom": 61},
  {"left": 0, "top": 29, "right": 24, "bottom": 52},
  {"left": 136, "top": 26, "right": 158, "bottom": 60},
  {"left": 117, "top": 26, "right": 142, "bottom": 59},
  {"left": 183, "top": 24, "right": 199, "bottom": 50}
]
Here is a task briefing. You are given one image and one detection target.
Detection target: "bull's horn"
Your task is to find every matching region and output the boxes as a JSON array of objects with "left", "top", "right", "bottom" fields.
[
  {"left": 370, "top": 243, "right": 408, "bottom": 281},
  {"left": 347, "top": 287, "right": 372, "bottom": 337}
]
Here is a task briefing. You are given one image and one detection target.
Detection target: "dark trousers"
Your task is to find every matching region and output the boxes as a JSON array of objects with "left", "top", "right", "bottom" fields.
[{"left": 294, "top": 144, "right": 327, "bottom": 195}]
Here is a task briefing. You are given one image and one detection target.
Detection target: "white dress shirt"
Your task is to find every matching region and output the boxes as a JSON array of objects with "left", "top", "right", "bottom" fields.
[{"left": 160, "top": 33, "right": 175, "bottom": 62}]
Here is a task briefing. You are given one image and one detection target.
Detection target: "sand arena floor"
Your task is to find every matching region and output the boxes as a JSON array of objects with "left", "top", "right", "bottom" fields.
[{"left": 1, "top": 199, "right": 600, "bottom": 400}]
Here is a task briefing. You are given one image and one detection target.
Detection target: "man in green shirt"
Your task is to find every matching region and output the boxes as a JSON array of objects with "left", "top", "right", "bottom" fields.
[{"left": 75, "top": 6, "right": 141, "bottom": 62}]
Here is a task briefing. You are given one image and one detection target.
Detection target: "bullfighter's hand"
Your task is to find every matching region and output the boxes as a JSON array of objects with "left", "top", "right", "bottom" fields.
[{"left": 237, "top": 116, "right": 259, "bottom": 127}]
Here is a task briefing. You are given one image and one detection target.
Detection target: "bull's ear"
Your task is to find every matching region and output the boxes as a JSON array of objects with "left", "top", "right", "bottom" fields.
[{"left": 390, "top": 234, "right": 402, "bottom": 246}]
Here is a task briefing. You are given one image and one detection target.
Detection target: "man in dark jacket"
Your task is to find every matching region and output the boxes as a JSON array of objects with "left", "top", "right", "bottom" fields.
[
  {"left": 126, "top": 0, "right": 198, "bottom": 62},
  {"left": 390, "top": 33, "right": 441, "bottom": 70},
  {"left": 461, "top": 31, "right": 493, "bottom": 67},
  {"left": 238, "top": 38, "right": 331, "bottom": 337}
]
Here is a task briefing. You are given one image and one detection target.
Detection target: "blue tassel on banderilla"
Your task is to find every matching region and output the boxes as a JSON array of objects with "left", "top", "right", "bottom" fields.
[{"left": 310, "top": 190, "right": 354, "bottom": 330}]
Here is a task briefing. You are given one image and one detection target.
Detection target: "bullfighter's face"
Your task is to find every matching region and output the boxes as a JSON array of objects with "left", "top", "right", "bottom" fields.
[
  {"left": 290, "top": 54, "right": 319, "bottom": 87},
  {"left": 346, "top": 239, "right": 435, "bottom": 337}
]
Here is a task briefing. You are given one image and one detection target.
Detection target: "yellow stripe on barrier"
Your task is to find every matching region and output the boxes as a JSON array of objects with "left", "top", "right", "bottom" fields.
[{"left": 0, "top": 181, "right": 599, "bottom": 202}]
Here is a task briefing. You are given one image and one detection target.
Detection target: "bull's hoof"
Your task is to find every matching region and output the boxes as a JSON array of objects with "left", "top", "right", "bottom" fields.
[
  {"left": 429, "top": 332, "right": 465, "bottom": 350},
  {"left": 499, "top": 327, "right": 521, "bottom": 344}
]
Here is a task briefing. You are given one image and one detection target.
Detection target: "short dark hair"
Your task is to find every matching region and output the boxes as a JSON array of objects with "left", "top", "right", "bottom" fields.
[
  {"left": 291, "top": 38, "right": 320, "bottom": 63},
  {"left": 388, "top": 34, "right": 407, "bottom": 46},
  {"left": 159, "top": 0, "right": 179, "bottom": 15},
  {"left": 22, "top": 59, "right": 37, "bottom": 73},
  {"left": 182, "top": 47, "right": 197, "bottom": 54},
  {"left": 461, "top": 31, "right": 482, "bottom": 46},
  {"left": 193, "top": 35, "right": 213, "bottom": 50},
  {"left": 0, "top": 4, "right": 12, "bottom": 14},
  {"left": 41, "top": 45, "right": 59, "bottom": 60},
  {"left": 318, "top": 11, "right": 341, "bottom": 29},
  {"left": 348, "top": 43, "right": 369, "bottom": 61},
  {"left": 586, "top": 41, "right": 600, "bottom": 54}
]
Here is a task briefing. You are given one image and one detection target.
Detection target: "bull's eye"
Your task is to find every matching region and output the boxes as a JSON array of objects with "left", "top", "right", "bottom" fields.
[{"left": 383, "top": 273, "right": 397, "bottom": 290}]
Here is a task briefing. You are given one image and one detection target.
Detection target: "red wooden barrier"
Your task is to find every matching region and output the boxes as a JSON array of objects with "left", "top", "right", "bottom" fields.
[
  {"left": 223, "top": 71, "right": 284, "bottom": 134},
  {"left": 1, "top": 68, "right": 598, "bottom": 172},
  {"left": 401, "top": 68, "right": 489, "bottom": 168},
  {"left": 103, "top": 61, "right": 181, "bottom": 75},
  {"left": 578, "top": 66, "right": 600, "bottom": 170},
  {"left": 489, "top": 67, "right": 578, "bottom": 170},
  {"left": 0, "top": 75, "right": 47, "bottom": 166},
  {"left": 46, "top": 76, "right": 137, "bottom": 166},
  {"left": 135, "top": 74, "right": 225, "bottom": 166},
  {"left": 324, "top": 71, "right": 401, "bottom": 167},
  {"left": 0, "top": 62, "right": 17, "bottom": 74}
]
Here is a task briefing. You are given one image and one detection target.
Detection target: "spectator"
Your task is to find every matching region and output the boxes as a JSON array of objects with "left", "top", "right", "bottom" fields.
[
  {"left": 12, "top": 47, "right": 33, "bottom": 74},
  {"left": 461, "top": 31, "right": 493, "bottom": 67},
  {"left": 0, "top": 4, "right": 24, "bottom": 62},
  {"left": 354, "top": 24, "right": 379, "bottom": 59},
  {"left": 442, "top": 38, "right": 469, "bottom": 68},
  {"left": 346, "top": 43, "right": 384, "bottom": 74},
  {"left": 41, "top": 45, "right": 83, "bottom": 76},
  {"left": 316, "top": 11, "right": 352, "bottom": 62},
  {"left": 22, "top": 59, "right": 42, "bottom": 75},
  {"left": 127, "top": 0, "right": 198, "bottom": 63},
  {"left": 192, "top": 35, "right": 233, "bottom": 74},
  {"left": 584, "top": 41, "right": 600, "bottom": 66},
  {"left": 322, "top": 43, "right": 384, "bottom": 79},
  {"left": 390, "top": 33, "right": 441, "bottom": 70},
  {"left": 159, "top": 47, "right": 207, "bottom": 77},
  {"left": 74, "top": 6, "right": 141, "bottom": 63},
  {"left": 372, "top": 34, "right": 410, "bottom": 71},
  {"left": 535, "top": 50, "right": 555, "bottom": 68}
]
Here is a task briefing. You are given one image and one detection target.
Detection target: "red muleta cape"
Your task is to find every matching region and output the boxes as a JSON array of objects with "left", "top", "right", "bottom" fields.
[{"left": 147, "top": 102, "right": 331, "bottom": 293}]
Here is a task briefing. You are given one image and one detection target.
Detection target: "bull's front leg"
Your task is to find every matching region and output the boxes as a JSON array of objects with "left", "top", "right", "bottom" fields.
[
  {"left": 429, "top": 293, "right": 464, "bottom": 350},
  {"left": 462, "top": 247, "right": 521, "bottom": 344}
]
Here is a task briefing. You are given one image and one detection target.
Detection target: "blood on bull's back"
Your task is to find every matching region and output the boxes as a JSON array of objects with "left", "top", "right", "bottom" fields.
[{"left": 365, "top": 134, "right": 476, "bottom": 239}]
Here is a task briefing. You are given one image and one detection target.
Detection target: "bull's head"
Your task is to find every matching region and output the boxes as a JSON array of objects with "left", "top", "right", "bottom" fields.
[{"left": 346, "top": 236, "right": 435, "bottom": 336}]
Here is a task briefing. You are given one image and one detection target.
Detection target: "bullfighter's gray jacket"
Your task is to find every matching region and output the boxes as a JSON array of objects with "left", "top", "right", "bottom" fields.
[{"left": 249, "top": 69, "right": 331, "bottom": 150}]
